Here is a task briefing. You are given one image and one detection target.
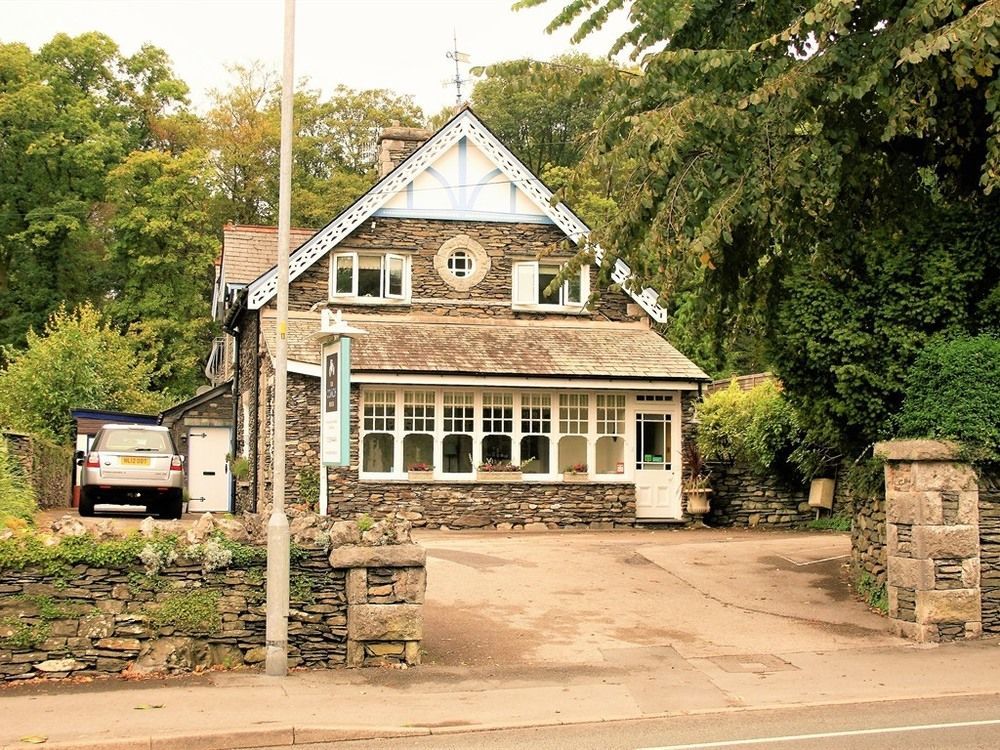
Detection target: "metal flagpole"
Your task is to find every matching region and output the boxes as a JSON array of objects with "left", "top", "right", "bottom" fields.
[{"left": 266, "top": 0, "right": 295, "bottom": 678}]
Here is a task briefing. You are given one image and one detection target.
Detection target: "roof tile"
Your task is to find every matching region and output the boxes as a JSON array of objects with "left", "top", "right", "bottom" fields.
[{"left": 260, "top": 316, "right": 709, "bottom": 381}]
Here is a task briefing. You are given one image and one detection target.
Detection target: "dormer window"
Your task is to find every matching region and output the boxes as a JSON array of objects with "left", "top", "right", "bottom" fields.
[
  {"left": 512, "top": 261, "right": 589, "bottom": 310},
  {"left": 330, "top": 252, "right": 408, "bottom": 301}
]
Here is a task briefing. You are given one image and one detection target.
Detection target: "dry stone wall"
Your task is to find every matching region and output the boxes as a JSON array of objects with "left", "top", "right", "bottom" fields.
[
  {"left": 272, "top": 217, "right": 637, "bottom": 322},
  {"left": 850, "top": 490, "right": 886, "bottom": 586},
  {"left": 979, "top": 469, "right": 1000, "bottom": 634},
  {"left": 706, "top": 462, "right": 813, "bottom": 528},
  {"left": 0, "top": 518, "right": 426, "bottom": 680}
]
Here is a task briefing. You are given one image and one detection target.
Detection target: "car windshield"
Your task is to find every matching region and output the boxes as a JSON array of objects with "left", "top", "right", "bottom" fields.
[{"left": 98, "top": 429, "right": 172, "bottom": 453}]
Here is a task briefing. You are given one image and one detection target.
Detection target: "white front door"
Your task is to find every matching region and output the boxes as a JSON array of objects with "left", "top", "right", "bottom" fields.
[
  {"left": 186, "top": 427, "right": 231, "bottom": 513},
  {"left": 633, "top": 409, "right": 683, "bottom": 520}
]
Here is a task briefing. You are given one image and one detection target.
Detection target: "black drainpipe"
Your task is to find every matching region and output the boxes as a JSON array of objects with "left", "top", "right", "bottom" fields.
[{"left": 229, "top": 327, "right": 240, "bottom": 514}]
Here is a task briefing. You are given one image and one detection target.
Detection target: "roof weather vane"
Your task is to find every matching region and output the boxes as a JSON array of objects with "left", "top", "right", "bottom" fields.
[{"left": 445, "top": 30, "right": 471, "bottom": 106}]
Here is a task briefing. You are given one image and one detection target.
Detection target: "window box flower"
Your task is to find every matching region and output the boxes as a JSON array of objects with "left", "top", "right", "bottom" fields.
[
  {"left": 407, "top": 463, "right": 434, "bottom": 481},
  {"left": 476, "top": 460, "right": 522, "bottom": 482},
  {"left": 562, "top": 463, "right": 590, "bottom": 482}
]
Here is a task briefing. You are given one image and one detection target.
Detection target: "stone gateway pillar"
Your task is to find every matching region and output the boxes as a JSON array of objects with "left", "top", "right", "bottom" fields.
[{"left": 876, "top": 440, "right": 981, "bottom": 642}]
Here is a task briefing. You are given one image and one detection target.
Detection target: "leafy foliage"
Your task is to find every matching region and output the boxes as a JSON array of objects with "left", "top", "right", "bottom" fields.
[
  {"left": 526, "top": 0, "right": 1000, "bottom": 456},
  {"left": 0, "top": 527, "right": 269, "bottom": 572},
  {"left": 807, "top": 514, "right": 852, "bottom": 532},
  {"left": 696, "top": 381, "right": 804, "bottom": 477},
  {"left": 0, "top": 304, "right": 166, "bottom": 441},
  {"left": 0, "top": 439, "right": 36, "bottom": 526},
  {"left": 147, "top": 589, "right": 221, "bottom": 634},
  {"left": 470, "top": 53, "right": 617, "bottom": 174},
  {"left": 0, "top": 33, "right": 190, "bottom": 352},
  {"left": 206, "top": 63, "right": 423, "bottom": 226},
  {"left": 898, "top": 335, "right": 1000, "bottom": 463},
  {"left": 773, "top": 207, "right": 1000, "bottom": 455},
  {"left": 856, "top": 571, "right": 888, "bottom": 615},
  {"left": 104, "top": 149, "right": 219, "bottom": 397}
]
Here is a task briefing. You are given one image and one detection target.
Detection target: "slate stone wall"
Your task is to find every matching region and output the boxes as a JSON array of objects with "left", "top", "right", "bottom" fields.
[
  {"left": 0, "top": 544, "right": 426, "bottom": 680},
  {"left": 234, "top": 312, "right": 260, "bottom": 513},
  {"left": 850, "top": 490, "right": 887, "bottom": 586},
  {"left": 979, "top": 468, "right": 1000, "bottom": 634},
  {"left": 328, "top": 479, "right": 636, "bottom": 530},
  {"left": 270, "top": 217, "right": 637, "bottom": 322},
  {"left": 707, "top": 462, "right": 812, "bottom": 527}
]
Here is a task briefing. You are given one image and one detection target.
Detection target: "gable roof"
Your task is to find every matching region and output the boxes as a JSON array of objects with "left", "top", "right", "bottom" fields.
[
  {"left": 246, "top": 108, "right": 591, "bottom": 311},
  {"left": 260, "top": 313, "right": 710, "bottom": 382},
  {"left": 222, "top": 224, "right": 317, "bottom": 287},
  {"left": 244, "top": 107, "right": 669, "bottom": 323},
  {"left": 159, "top": 382, "right": 233, "bottom": 425}
]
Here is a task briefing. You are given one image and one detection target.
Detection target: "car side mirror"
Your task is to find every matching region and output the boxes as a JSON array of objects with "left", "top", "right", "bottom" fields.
[{"left": 75, "top": 450, "right": 85, "bottom": 460}]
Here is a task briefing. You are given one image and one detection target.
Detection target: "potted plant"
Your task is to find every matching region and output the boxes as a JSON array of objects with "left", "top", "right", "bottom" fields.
[
  {"left": 682, "top": 442, "right": 712, "bottom": 520},
  {"left": 476, "top": 458, "right": 523, "bottom": 481},
  {"left": 228, "top": 455, "right": 251, "bottom": 485},
  {"left": 563, "top": 463, "right": 589, "bottom": 482},
  {"left": 407, "top": 462, "right": 434, "bottom": 481}
]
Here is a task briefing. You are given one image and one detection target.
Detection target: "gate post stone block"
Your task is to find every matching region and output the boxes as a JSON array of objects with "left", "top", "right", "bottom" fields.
[
  {"left": 331, "top": 544, "right": 427, "bottom": 667},
  {"left": 876, "top": 440, "right": 981, "bottom": 643}
]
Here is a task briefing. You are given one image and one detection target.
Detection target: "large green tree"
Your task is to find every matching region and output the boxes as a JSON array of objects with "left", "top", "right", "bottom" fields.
[
  {"left": 0, "top": 304, "right": 166, "bottom": 441},
  {"left": 207, "top": 65, "right": 423, "bottom": 226},
  {"left": 0, "top": 33, "right": 189, "bottom": 350},
  {"left": 528, "top": 0, "right": 1000, "bottom": 455},
  {"left": 104, "top": 149, "right": 220, "bottom": 397},
  {"left": 469, "top": 52, "right": 617, "bottom": 174}
]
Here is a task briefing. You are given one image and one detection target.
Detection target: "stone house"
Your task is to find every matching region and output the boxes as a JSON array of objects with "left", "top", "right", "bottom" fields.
[{"left": 218, "top": 108, "right": 709, "bottom": 528}]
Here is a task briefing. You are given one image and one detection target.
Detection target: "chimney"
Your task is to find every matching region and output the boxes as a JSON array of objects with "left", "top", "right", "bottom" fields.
[{"left": 377, "top": 121, "right": 432, "bottom": 178}]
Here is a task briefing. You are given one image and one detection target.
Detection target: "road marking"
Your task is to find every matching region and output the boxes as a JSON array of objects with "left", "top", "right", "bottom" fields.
[
  {"left": 777, "top": 553, "right": 848, "bottom": 567},
  {"left": 636, "top": 718, "right": 1000, "bottom": 749}
]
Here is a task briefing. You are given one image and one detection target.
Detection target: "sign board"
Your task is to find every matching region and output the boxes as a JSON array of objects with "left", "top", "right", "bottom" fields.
[{"left": 321, "top": 337, "right": 351, "bottom": 466}]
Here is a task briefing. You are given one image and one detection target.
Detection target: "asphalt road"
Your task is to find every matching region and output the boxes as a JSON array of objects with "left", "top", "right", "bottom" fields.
[{"left": 272, "top": 693, "right": 1000, "bottom": 750}]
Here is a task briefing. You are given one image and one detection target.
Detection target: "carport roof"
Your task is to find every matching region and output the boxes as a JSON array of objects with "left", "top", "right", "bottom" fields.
[{"left": 260, "top": 313, "right": 710, "bottom": 381}]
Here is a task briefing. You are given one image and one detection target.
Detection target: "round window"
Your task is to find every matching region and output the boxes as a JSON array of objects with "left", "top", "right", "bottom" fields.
[
  {"left": 434, "top": 234, "right": 489, "bottom": 290},
  {"left": 447, "top": 250, "right": 474, "bottom": 278}
]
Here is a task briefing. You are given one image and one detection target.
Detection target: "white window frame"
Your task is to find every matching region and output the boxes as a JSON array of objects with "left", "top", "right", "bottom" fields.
[
  {"left": 357, "top": 386, "right": 636, "bottom": 484},
  {"left": 329, "top": 252, "right": 410, "bottom": 302},
  {"left": 511, "top": 261, "right": 590, "bottom": 311}
]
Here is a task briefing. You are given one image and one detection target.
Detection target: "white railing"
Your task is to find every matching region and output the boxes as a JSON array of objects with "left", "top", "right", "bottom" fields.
[{"left": 204, "top": 336, "right": 227, "bottom": 385}]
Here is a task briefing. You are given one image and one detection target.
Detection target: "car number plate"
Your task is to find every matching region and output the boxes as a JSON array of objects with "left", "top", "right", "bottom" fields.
[{"left": 121, "top": 456, "right": 150, "bottom": 466}]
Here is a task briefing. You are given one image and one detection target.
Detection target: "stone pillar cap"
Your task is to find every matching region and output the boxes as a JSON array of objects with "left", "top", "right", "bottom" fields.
[{"left": 875, "top": 439, "right": 961, "bottom": 462}]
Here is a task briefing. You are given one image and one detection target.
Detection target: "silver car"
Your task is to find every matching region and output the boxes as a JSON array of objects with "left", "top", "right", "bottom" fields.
[{"left": 79, "top": 424, "right": 184, "bottom": 519}]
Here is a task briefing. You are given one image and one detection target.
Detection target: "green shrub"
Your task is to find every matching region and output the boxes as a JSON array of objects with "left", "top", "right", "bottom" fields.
[
  {"left": 148, "top": 589, "right": 221, "bottom": 634},
  {"left": 0, "top": 440, "right": 37, "bottom": 526},
  {"left": 897, "top": 335, "right": 1000, "bottom": 464},
  {"left": 298, "top": 467, "right": 319, "bottom": 511},
  {"left": 856, "top": 572, "right": 888, "bottom": 614},
  {"left": 697, "top": 380, "right": 805, "bottom": 477}
]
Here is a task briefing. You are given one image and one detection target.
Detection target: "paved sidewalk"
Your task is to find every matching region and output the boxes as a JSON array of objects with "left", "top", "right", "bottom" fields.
[
  {"left": 3, "top": 529, "right": 999, "bottom": 749},
  {"left": 3, "top": 639, "right": 1000, "bottom": 750}
]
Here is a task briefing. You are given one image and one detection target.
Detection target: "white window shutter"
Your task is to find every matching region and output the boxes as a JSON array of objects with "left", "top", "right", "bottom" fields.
[{"left": 513, "top": 262, "right": 538, "bottom": 305}]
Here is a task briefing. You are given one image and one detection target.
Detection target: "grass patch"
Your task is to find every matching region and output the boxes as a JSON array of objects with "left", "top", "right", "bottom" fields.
[{"left": 806, "top": 514, "right": 852, "bottom": 532}]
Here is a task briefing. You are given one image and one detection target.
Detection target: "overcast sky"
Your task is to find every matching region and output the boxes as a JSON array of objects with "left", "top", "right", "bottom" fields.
[{"left": 3, "top": 0, "right": 630, "bottom": 116}]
